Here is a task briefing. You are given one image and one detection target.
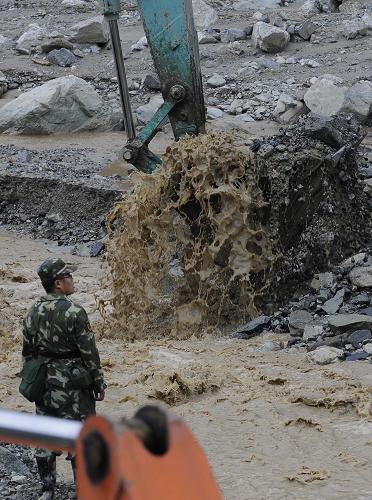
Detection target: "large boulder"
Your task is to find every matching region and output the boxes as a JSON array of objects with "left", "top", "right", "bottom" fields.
[
  {"left": 16, "top": 24, "right": 47, "bottom": 53},
  {"left": 343, "top": 80, "right": 372, "bottom": 122},
  {"left": 304, "top": 79, "right": 347, "bottom": 117},
  {"left": 69, "top": 16, "right": 109, "bottom": 45},
  {"left": 0, "top": 76, "right": 119, "bottom": 134},
  {"left": 192, "top": 0, "right": 218, "bottom": 30},
  {"left": 252, "top": 22, "right": 290, "bottom": 53}
]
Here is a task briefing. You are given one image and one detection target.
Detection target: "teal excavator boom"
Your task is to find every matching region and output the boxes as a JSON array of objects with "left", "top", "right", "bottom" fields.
[{"left": 101, "top": 0, "right": 206, "bottom": 173}]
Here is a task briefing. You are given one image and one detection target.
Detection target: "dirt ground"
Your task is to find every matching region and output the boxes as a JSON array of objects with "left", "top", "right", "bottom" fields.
[{"left": 1, "top": 229, "right": 372, "bottom": 500}]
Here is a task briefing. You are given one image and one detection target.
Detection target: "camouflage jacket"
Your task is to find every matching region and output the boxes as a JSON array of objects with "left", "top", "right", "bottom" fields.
[{"left": 22, "top": 293, "right": 106, "bottom": 392}]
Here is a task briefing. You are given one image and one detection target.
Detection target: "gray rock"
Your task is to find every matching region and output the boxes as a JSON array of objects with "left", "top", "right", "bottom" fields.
[
  {"left": 16, "top": 23, "right": 47, "bottom": 53},
  {"left": 207, "top": 74, "right": 226, "bottom": 88},
  {"left": 0, "top": 446, "right": 30, "bottom": 475},
  {"left": 47, "top": 48, "right": 76, "bottom": 67},
  {"left": 207, "top": 107, "right": 224, "bottom": 119},
  {"left": 303, "top": 324, "right": 323, "bottom": 341},
  {"left": 340, "top": 253, "right": 372, "bottom": 273},
  {"left": 273, "top": 93, "right": 305, "bottom": 124},
  {"left": 273, "top": 16, "right": 285, "bottom": 28},
  {"left": 363, "top": 342, "right": 372, "bottom": 355},
  {"left": 0, "top": 34, "right": 15, "bottom": 49},
  {"left": 143, "top": 71, "right": 161, "bottom": 91},
  {"left": 257, "top": 340, "right": 282, "bottom": 352},
  {"left": 0, "top": 71, "right": 8, "bottom": 98},
  {"left": 41, "top": 37, "right": 74, "bottom": 54},
  {"left": 90, "top": 240, "right": 105, "bottom": 257},
  {"left": 342, "top": 19, "right": 368, "bottom": 40},
  {"left": 252, "top": 22, "right": 290, "bottom": 53},
  {"left": 328, "top": 314, "right": 372, "bottom": 334},
  {"left": 360, "top": 307, "right": 372, "bottom": 317},
  {"left": 362, "top": 13, "right": 372, "bottom": 29},
  {"left": 348, "top": 329, "right": 372, "bottom": 348},
  {"left": 321, "top": 288, "right": 345, "bottom": 315},
  {"left": 345, "top": 351, "right": 369, "bottom": 361},
  {"left": 307, "top": 346, "right": 344, "bottom": 365},
  {"left": 343, "top": 81, "right": 372, "bottom": 123},
  {"left": 304, "top": 79, "right": 347, "bottom": 117},
  {"left": 289, "top": 310, "right": 313, "bottom": 337},
  {"left": 232, "top": 315, "right": 271, "bottom": 339},
  {"left": 349, "top": 265, "right": 372, "bottom": 288},
  {"left": 350, "top": 292, "right": 370, "bottom": 305},
  {"left": 311, "top": 272, "right": 336, "bottom": 291},
  {"left": 304, "top": 116, "right": 343, "bottom": 148},
  {"left": 69, "top": 16, "right": 109, "bottom": 45},
  {"left": 296, "top": 20, "right": 317, "bottom": 40},
  {"left": 16, "top": 150, "right": 32, "bottom": 162},
  {"left": 192, "top": 0, "right": 218, "bottom": 30},
  {"left": 198, "top": 33, "right": 219, "bottom": 44},
  {"left": 235, "top": 0, "right": 281, "bottom": 9},
  {"left": 0, "top": 76, "right": 119, "bottom": 134},
  {"left": 131, "top": 36, "right": 148, "bottom": 52},
  {"left": 221, "top": 28, "right": 247, "bottom": 43},
  {"left": 135, "top": 95, "right": 164, "bottom": 125},
  {"left": 0, "top": 0, "right": 15, "bottom": 8}
]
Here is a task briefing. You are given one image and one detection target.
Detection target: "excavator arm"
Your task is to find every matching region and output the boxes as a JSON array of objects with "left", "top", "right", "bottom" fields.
[{"left": 101, "top": 0, "right": 205, "bottom": 173}]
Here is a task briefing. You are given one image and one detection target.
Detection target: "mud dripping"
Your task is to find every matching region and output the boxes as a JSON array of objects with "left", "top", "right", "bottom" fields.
[{"left": 102, "top": 133, "right": 275, "bottom": 339}]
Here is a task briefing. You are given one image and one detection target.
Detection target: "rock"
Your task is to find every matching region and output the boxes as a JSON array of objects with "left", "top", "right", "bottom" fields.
[
  {"left": 328, "top": 314, "right": 372, "bottom": 334},
  {"left": 311, "top": 272, "right": 336, "bottom": 291},
  {"left": 303, "top": 324, "right": 323, "bottom": 341},
  {"left": 62, "top": 0, "right": 88, "bottom": 8},
  {"left": 232, "top": 315, "right": 271, "bottom": 339},
  {"left": 288, "top": 310, "right": 313, "bottom": 337},
  {"left": 198, "top": 32, "right": 219, "bottom": 44},
  {"left": 16, "top": 23, "right": 47, "bottom": 53},
  {"left": 207, "top": 107, "right": 224, "bottom": 119},
  {"left": 360, "top": 307, "right": 372, "bottom": 317},
  {"left": 69, "top": 16, "right": 109, "bottom": 45},
  {"left": 47, "top": 48, "right": 76, "bottom": 67},
  {"left": 207, "top": 74, "right": 226, "bottom": 88},
  {"left": 131, "top": 36, "right": 147, "bottom": 51},
  {"left": 41, "top": 37, "right": 74, "bottom": 53},
  {"left": 221, "top": 28, "right": 247, "bottom": 43},
  {"left": 342, "top": 20, "right": 368, "bottom": 40},
  {"left": 0, "top": 76, "right": 119, "bottom": 134},
  {"left": 0, "top": 71, "right": 8, "bottom": 98},
  {"left": 192, "top": 0, "right": 218, "bottom": 30},
  {"left": 0, "top": 446, "right": 30, "bottom": 475},
  {"left": 363, "top": 343, "right": 372, "bottom": 355},
  {"left": 348, "top": 329, "right": 372, "bottom": 348},
  {"left": 304, "top": 116, "right": 343, "bottom": 148},
  {"left": 0, "top": 34, "right": 15, "bottom": 49},
  {"left": 345, "top": 352, "right": 369, "bottom": 361},
  {"left": 340, "top": 253, "right": 372, "bottom": 273},
  {"left": 362, "top": 13, "right": 372, "bottom": 30},
  {"left": 90, "top": 240, "right": 105, "bottom": 257},
  {"left": 16, "top": 150, "right": 32, "bottom": 162},
  {"left": 349, "top": 265, "right": 372, "bottom": 288},
  {"left": 234, "top": 0, "right": 281, "bottom": 9},
  {"left": 304, "top": 79, "right": 347, "bottom": 117},
  {"left": 143, "top": 72, "right": 161, "bottom": 91},
  {"left": 11, "top": 475, "right": 27, "bottom": 484},
  {"left": 0, "top": 0, "right": 15, "bottom": 8},
  {"left": 257, "top": 340, "right": 282, "bottom": 352},
  {"left": 273, "top": 93, "right": 305, "bottom": 124},
  {"left": 321, "top": 288, "right": 345, "bottom": 315},
  {"left": 252, "top": 22, "right": 290, "bottom": 53},
  {"left": 135, "top": 95, "right": 164, "bottom": 125},
  {"left": 296, "top": 20, "right": 317, "bottom": 40},
  {"left": 343, "top": 81, "right": 372, "bottom": 123},
  {"left": 349, "top": 292, "right": 370, "bottom": 305},
  {"left": 307, "top": 346, "right": 344, "bottom": 365}
]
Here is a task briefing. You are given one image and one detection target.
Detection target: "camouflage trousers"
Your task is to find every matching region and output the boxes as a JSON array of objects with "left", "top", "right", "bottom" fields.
[{"left": 35, "top": 385, "right": 95, "bottom": 459}]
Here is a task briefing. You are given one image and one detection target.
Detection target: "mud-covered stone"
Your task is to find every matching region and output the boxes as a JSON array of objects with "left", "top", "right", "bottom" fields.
[
  {"left": 307, "top": 346, "right": 344, "bottom": 365},
  {"left": 232, "top": 315, "right": 271, "bottom": 339}
]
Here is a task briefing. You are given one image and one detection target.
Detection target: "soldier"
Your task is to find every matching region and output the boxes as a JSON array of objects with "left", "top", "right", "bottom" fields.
[{"left": 22, "top": 258, "right": 106, "bottom": 500}]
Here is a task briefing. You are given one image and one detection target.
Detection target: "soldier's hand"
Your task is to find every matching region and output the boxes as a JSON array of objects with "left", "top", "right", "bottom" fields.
[{"left": 93, "top": 389, "right": 105, "bottom": 401}]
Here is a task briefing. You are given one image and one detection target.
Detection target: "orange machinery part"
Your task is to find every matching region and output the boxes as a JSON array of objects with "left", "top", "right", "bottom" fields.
[{"left": 76, "top": 415, "right": 222, "bottom": 500}]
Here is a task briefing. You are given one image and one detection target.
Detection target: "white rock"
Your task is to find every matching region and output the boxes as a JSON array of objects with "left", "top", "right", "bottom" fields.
[
  {"left": 131, "top": 36, "right": 148, "bottom": 52},
  {"left": 273, "top": 93, "right": 306, "bottom": 124},
  {"left": 349, "top": 265, "right": 372, "bottom": 288},
  {"left": 69, "top": 16, "right": 109, "bottom": 44},
  {"left": 342, "top": 19, "right": 368, "bottom": 40},
  {"left": 207, "top": 74, "right": 226, "bottom": 88},
  {"left": 303, "top": 324, "right": 323, "bottom": 341},
  {"left": 207, "top": 107, "right": 224, "bottom": 119},
  {"left": 304, "top": 79, "right": 347, "bottom": 117},
  {"left": 307, "top": 346, "right": 344, "bottom": 365},
  {"left": 192, "top": 0, "right": 218, "bottom": 30},
  {"left": 363, "top": 343, "right": 372, "bottom": 355},
  {"left": 62, "top": 0, "right": 86, "bottom": 7},
  {"left": 235, "top": 0, "right": 281, "bottom": 9},
  {"left": 0, "top": 75, "right": 118, "bottom": 134},
  {"left": 343, "top": 80, "right": 372, "bottom": 123},
  {"left": 362, "top": 13, "right": 372, "bottom": 30},
  {"left": 135, "top": 95, "right": 164, "bottom": 125},
  {"left": 16, "top": 24, "right": 46, "bottom": 52},
  {"left": 252, "top": 22, "right": 290, "bottom": 53}
]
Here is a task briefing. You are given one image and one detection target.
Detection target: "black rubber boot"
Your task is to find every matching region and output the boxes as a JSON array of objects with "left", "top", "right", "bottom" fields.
[{"left": 36, "top": 455, "right": 56, "bottom": 500}]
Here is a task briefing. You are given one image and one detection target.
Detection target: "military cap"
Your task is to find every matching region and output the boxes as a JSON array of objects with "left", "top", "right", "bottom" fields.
[{"left": 37, "top": 258, "right": 77, "bottom": 282}]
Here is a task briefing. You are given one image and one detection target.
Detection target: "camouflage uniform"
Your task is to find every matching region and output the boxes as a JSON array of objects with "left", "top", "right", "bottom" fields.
[{"left": 22, "top": 259, "right": 106, "bottom": 499}]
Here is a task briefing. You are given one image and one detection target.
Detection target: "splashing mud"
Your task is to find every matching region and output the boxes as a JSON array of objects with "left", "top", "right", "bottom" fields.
[{"left": 103, "top": 133, "right": 275, "bottom": 339}]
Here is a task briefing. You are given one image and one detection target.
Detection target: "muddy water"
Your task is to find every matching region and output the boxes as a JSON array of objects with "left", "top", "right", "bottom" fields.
[{"left": 1, "top": 230, "right": 372, "bottom": 499}]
